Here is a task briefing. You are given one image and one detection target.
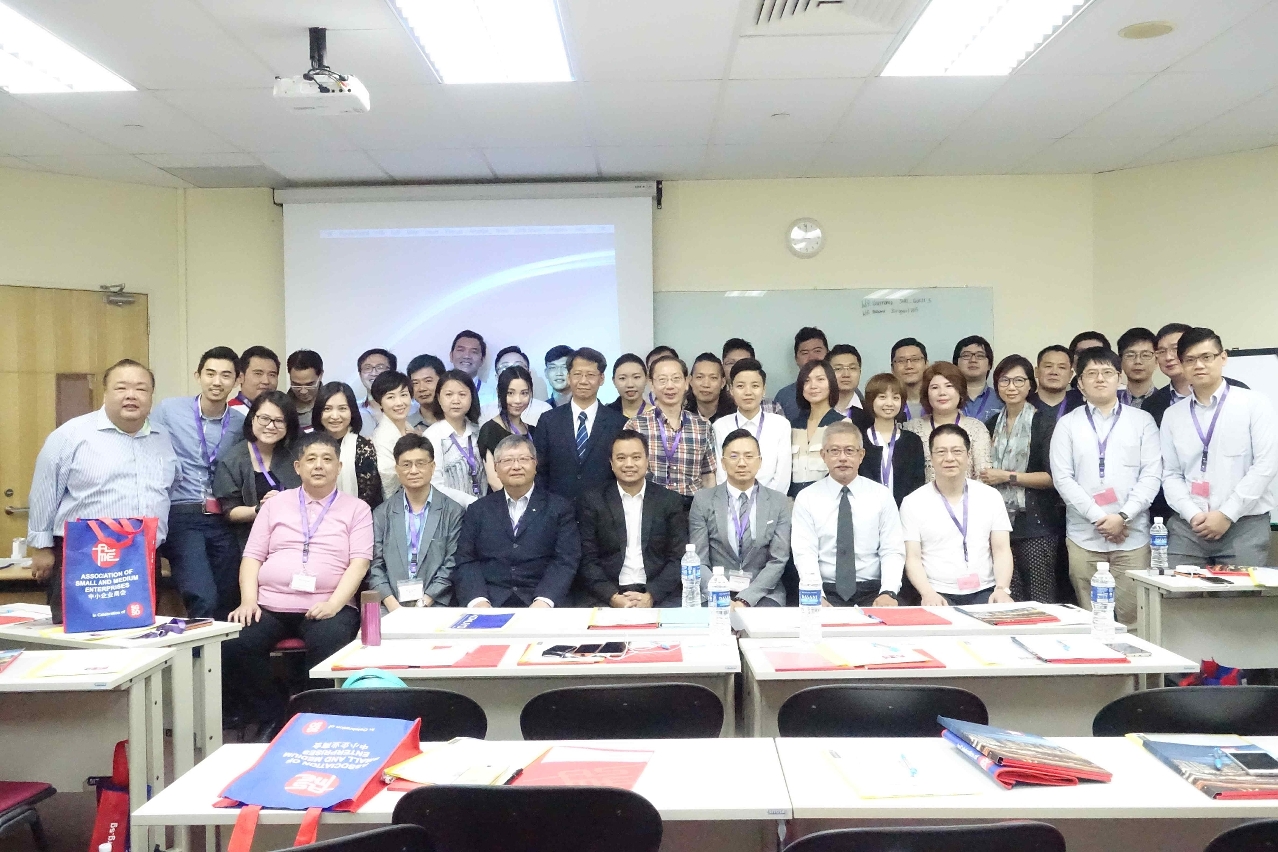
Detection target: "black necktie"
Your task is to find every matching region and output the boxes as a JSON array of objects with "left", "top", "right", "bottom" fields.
[{"left": 835, "top": 485, "right": 856, "bottom": 601}]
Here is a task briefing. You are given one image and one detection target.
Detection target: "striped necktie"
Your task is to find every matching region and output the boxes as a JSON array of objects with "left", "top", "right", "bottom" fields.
[{"left": 575, "top": 411, "right": 588, "bottom": 459}]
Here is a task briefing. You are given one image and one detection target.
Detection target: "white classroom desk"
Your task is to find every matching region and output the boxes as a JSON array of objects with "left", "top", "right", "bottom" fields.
[
  {"left": 312, "top": 637, "right": 742, "bottom": 739},
  {"left": 731, "top": 603, "right": 1109, "bottom": 639},
  {"left": 1130, "top": 569, "right": 1278, "bottom": 669},
  {"left": 0, "top": 606, "right": 241, "bottom": 777},
  {"left": 739, "top": 635, "right": 1197, "bottom": 737},
  {"left": 381, "top": 606, "right": 711, "bottom": 639},
  {"left": 132, "top": 738, "right": 791, "bottom": 852},
  {"left": 778, "top": 735, "right": 1278, "bottom": 852},
  {"left": 0, "top": 648, "right": 172, "bottom": 852}
]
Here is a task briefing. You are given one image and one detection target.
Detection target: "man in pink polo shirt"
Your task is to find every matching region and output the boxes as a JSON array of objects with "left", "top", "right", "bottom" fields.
[{"left": 224, "top": 432, "right": 373, "bottom": 740}]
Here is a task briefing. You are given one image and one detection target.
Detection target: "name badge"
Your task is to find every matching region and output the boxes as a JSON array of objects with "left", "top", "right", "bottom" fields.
[
  {"left": 956, "top": 572, "right": 981, "bottom": 592},
  {"left": 727, "top": 570, "right": 751, "bottom": 593},
  {"left": 1191, "top": 480, "right": 1212, "bottom": 498},
  {"left": 398, "top": 580, "right": 424, "bottom": 603},
  {"left": 1093, "top": 487, "right": 1119, "bottom": 507},
  {"left": 290, "top": 573, "right": 317, "bottom": 593},
  {"left": 203, "top": 496, "right": 222, "bottom": 515}
]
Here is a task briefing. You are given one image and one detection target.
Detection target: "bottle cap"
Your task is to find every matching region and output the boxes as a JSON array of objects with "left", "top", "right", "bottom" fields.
[
  {"left": 1097, "top": 562, "right": 1110, "bottom": 572},
  {"left": 686, "top": 543, "right": 695, "bottom": 552},
  {"left": 1155, "top": 516, "right": 1163, "bottom": 523},
  {"left": 100, "top": 844, "right": 112, "bottom": 852},
  {"left": 360, "top": 590, "right": 379, "bottom": 604},
  {"left": 712, "top": 565, "right": 725, "bottom": 575}
]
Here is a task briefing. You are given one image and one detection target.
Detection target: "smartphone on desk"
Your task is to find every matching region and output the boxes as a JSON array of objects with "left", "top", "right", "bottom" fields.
[
  {"left": 1228, "top": 751, "right": 1278, "bottom": 776},
  {"left": 541, "top": 644, "right": 576, "bottom": 658},
  {"left": 1104, "top": 642, "right": 1151, "bottom": 658}
]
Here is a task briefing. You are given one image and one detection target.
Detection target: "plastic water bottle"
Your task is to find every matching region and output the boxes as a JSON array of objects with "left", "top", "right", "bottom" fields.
[
  {"left": 708, "top": 566, "right": 732, "bottom": 638},
  {"left": 1150, "top": 517, "right": 1169, "bottom": 575},
  {"left": 681, "top": 544, "right": 703, "bottom": 608},
  {"left": 1090, "top": 562, "right": 1117, "bottom": 641},
  {"left": 798, "top": 573, "right": 823, "bottom": 645}
]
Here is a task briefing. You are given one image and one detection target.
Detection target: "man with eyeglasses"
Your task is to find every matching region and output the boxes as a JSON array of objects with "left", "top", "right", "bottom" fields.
[
  {"left": 954, "top": 335, "right": 1004, "bottom": 421},
  {"left": 534, "top": 347, "right": 628, "bottom": 502},
  {"left": 355, "top": 348, "right": 396, "bottom": 438},
  {"left": 773, "top": 327, "right": 831, "bottom": 421},
  {"left": 1161, "top": 327, "right": 1278, "bottom": 568},
  {"left": 890, "top": 337, "right": 929, "bottom": 421},
  {"left": 1144, "top": 323, "right": 1249, "bottom": 428},
  {"left": 455, "top": 434, "right": 580, "bottom": 608},
  {"left": 1049, "top": 348, "right": 1161, "bottom": 626},
  {"left": 1116, "top": 328, "right": 1158, "bottom": 409},
  {"left": 151, "top": 346, "right": 247, "bottom": 618}
]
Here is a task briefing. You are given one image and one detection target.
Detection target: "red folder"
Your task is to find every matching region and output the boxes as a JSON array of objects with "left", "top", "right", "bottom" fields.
[
  {"left": 862, "top": 607, "right": 952, "bottom": 626},
  {"left": 453, "top": 645, "right": 509, "bottom": 668},
  {"left": 511, "top": 747, "right": 652, "bottom": 790},
  {"left": 762, "top": 646, "right": 945, "bottom": 672}
]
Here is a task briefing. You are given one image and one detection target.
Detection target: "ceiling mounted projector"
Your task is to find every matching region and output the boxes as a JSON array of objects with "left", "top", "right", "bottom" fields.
[{"left": 273, "top": 27, "right": 369, "bottom": 115}]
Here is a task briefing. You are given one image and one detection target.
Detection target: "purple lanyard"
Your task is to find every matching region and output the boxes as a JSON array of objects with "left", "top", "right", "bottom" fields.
[
  {"left": 635, "top": 400, "right": 647, "bottom": 417},
  {"left": 728, "top": 485, "right": 758, "bottom": 552},
  {"left": 404, "top": 492, "right": 426, "bottom": 577},
  {"left": 299, "top": 489, "right": 339, "bottom": 566},
  {"left": 656, "top": 411, "right": 686, "bottom": 470},
  {"left": 192, "top": 396, "right": 230, "bottom": 474},
  {"left": 902, "top": 402, "right": 914, "bottom": 422},
  {"left": 871, "top": 426, "right": 898, "bottom": 487},
  {"left": 734, "top": 411, "right": 764, "bottom": 438},
  {"left": 1083, "top": 404, "right": 1123, "bottom": 480},
  {"left": 966, "top": 386, "right": 994, "bottom": 419},
  {"left": 936, "top": 482, "right": 970, "bottom": 565},
  {"left": 1189, "top": 383, "right": 1230, "bottom": 473},
  {"left": 1054, "top": 399, "right": 1067, "bottom": 418},
  {"left": 501, "top": 413, "right": 524, "bottom": 437},
  {"left": 450, "top": 432, "right": 482, "bottom": 495},
  {"left": 250, "top": 442, "right": 279, "bottom": 490}
]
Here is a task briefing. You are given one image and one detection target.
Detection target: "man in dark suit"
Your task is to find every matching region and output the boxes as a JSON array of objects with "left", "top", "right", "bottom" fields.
[
  {"left": 533, "top": 347, "right": 628, "bottom": 502},
  {"left": 454, "top": 433, "right": 580, "bottom": 607},
  {"left": 578, "top": 430, "right": 688, "bottom": 608}
]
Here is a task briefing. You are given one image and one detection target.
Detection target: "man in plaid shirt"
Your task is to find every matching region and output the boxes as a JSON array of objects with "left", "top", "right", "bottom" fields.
[{"left": 627, "top": 355, "right": 717, "bottom": 506}]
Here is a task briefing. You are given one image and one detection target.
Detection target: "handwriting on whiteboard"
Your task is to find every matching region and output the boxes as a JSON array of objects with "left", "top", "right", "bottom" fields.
[{"left": 861, "top": 295, "right": 934, "bottom": 318}]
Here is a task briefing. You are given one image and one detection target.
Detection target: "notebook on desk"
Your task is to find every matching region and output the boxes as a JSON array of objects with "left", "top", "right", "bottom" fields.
[
  {"left": 1011, "top": 635, "right": 1129, "bottom": 664},
  {"left": 954, "top": 604, "right": 1061, "bottom": 626},
  {"left": 1134, "top": 735, "right": 1278, "bottom": 800}
]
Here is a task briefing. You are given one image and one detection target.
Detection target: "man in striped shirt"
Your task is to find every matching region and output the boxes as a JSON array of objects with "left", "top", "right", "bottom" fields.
[{"left": 27, "top": 359, "right": 180, "bottom": 622}]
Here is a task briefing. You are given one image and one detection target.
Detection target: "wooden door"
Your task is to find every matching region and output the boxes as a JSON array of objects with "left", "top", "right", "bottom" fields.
[{"left": 0, "top": 285, "right": 150, "bottom": 553}]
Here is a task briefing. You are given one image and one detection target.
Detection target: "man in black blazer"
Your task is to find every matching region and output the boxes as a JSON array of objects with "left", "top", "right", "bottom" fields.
[
  {"left": 454, "top": 434, "right": 581, "bottom": 607},
  {"left": 578, "top": 430, "right": 688, "bottom": 608},
  {"left": 533, "top": 347, "right": 628, "bottom": 502}
]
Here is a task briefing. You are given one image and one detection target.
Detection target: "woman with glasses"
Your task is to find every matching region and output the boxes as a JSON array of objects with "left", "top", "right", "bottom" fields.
[
  {"left": 790, "top": 359, "right": 847, "bottom": 497},
  {"left": 479, "top": 365, "right": 537, "bottom": 490},
  {"left": 977, "top": 355, "right": 1063, "bottom": 602},
  {"left": 214, "top": 391, "right": 302, "bottom": 550},
  {"left": 370, "top": 371, "right": 416, "bottom": 498},
  {"left": 424, "top": 370, "right": 486, "bottom": 505},
  {"left": 903, "top": 361, "right": 992, "bottom": 481},
  {"left": 312, "top": 382, "right": 384, "bottom": 510}
]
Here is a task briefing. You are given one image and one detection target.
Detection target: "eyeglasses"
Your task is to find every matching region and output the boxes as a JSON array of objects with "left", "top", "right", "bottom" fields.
[
  {"left": 254, "top": 414, "right": 287, "bottom": 429},
  {"left": 569, "top": 370, "right": 601, "bottom": 381},
  {"left": 831, "top": 364, "right": 860, "bottom": 375},
  {"left": 957, "top": 351, "right": 988, "bottom": 362},
  {"left": 291, "top": 380, "right": 322, "bottom": 390},
  {"left": 893, "top": 356, "right": 926, "bottom": 367},
  {"left": 1081, "top": 369, "right": 1120, "bottom": 382},
  {"left": 359, "top": 364, "right": 390, "bottom": 377},
  {"left": 1122, "top": 351, "right": 1156, "bottom": 363},
  {"left": 396, "top": 460, "right": 433, "bottom": 471},
  {"left": 496, "top": 455, "right": 535, "bottom": 467},
  {"left": 822, "top": 447, "right": 863, "bottom": 459},
  {"left": 932, "top": 448, "right": 968, "bottom": 459},
  {"left": 996, "top": 376, "right": 1029, "bottom": 388},
  {"left": 724, "top": 452, "right": 760, "bottom": 463},
  {"left": 1181, "top": 351, "right": 1223, "bottom": 368}
]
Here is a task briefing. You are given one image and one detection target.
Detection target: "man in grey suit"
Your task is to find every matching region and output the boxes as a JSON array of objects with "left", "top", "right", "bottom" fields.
[
  {"left": 368, "top": 434, "right": 464, "bottom": 608},
  {"left": 689, "top": 428, "right": 791, "bottom": 607}
]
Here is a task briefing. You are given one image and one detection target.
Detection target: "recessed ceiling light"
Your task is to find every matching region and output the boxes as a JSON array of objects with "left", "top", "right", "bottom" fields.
[
  {"left": 387, "top": 0, "right": 573, "bottom": 84},
  {"left": 882, "top": 0, "right": 1092, "bottom": 76},
  {"left": 0, "top": 1, "right": 134, "bottom": 93},
  {"left": 1118, "top": 21, "right": 1175, "bottom": 39}
]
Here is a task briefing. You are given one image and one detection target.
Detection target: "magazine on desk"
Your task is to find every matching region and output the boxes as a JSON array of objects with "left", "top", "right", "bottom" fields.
[
  {"left": 940, "top": 717, "right": 1113, "bottom": 789},
  {"left": 953, "top": 604, "right": 1061, "bottom": 626},
  {"left": 1133, "top": 735, "right": 1278, "bottom": 799}
]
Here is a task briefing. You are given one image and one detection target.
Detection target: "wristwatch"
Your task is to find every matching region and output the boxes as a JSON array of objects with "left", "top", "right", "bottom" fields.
[
  {"left": 994, "top": 586, "right": 1012, "bottom": 595},
  {"left": 878, "top": 591, "right": 899, "bottom": 602},
  {"left": 1117, "top": 511, "right": 1130, "bottom": 523},
  {"left": 1008, "top": 473, "right": 1019, "bottom": 485}
]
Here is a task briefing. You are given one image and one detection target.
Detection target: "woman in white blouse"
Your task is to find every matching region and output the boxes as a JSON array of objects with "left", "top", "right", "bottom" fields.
[
  {"left": 423, "top": 370, "right": 485, "bottom": 506},
  {"left": 902, "top": 361, "right": 992, "bottom": 481},
  {"left": 369, "top": 370, "right": 416, "bottom": 499}
]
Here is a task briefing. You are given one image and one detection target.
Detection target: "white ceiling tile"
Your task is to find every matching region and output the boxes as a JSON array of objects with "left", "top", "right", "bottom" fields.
[
  {"left": 20, "top": 92, "right": 239, "bottom": 154},
  {"left": 830, "top": 77, "right": 1005, "bottom": 142},
  {"left": 19, "top": 154, "right": 193, "bottom": 187},
  {"left": 1013, "top": 136, "right": 1168, "bottom": 174},
  {"left": 595, "top": 146, "right": 707, "bottom": 179},
  {"left": 712, "top": 78, "right": 864, "bottom": 145},
  {"left": 0, "top": 156, "right": 38, "bottom": 170},
  {"left": 911, "top": 132, "right": 1056, "bottom": 176},
  {"left": 1021, "top": 0, "right": 1269, "bottom": 75},
  {"left": 443, "top": 85, "right": 591, "bottom": 147},
  {"left": 728, "top": 34, "right": 895, "bottom": 80},
  {"left": 956, "top": 75, "right": 1153, "bottom": 139},
  {"left": 559, "top": 0, "right": 739, "bottom": 82},
  {"left": 483, "top": 147, "right": 599, "bottom": 179},
  {"left": 195, "top": 0, "right": 404, "bottom": 33},
  {"left": 1125, "top": 133, "right": 1278, "bottom": 169},
  {"left": 806, "top": 137, "right": 938, "bottom": 177},
  {"left": 136, "top": 152, "right": 263, "bottom": 168},
  {"left": 580, "top": 82, "right": 721, "bottom": 146},
  {"left": 1187, "top": 88, "right": 1278, "bottom": 137},
  {"left": 0, "top": 96, "right": 120, "bottom": 156},
  {"left": 154, "top": 89, "right": 359, "bottom": 152},
  {"left": 1071, "top": 73, "right": 1276, "bottom": 139},
  {"left": 365, "top": 148, "right": 494, "bottom": 180},
  {"left": 1170, "top": 1, "right": 1278, "bottom": 81},
  {"left": 702, "top": 144, "right": 821, "bottom": 179},
  {"left": 336, "top": 86, "right": 474, "bottom": 150},
  {"left": 256, "top": 149, "right": 389, "bottom": 182}
]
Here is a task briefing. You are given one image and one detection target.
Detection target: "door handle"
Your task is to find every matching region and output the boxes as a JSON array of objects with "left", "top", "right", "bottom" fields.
[{"left": 4, "top": 506, "right": 28, "bottom": 516}]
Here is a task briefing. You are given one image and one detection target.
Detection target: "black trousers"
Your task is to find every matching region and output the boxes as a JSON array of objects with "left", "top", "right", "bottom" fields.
[
  {"left": 822, "top": 580, "right": 882, "bottom": 607},
  {"left": 223, "top": 606, "right": 361, "bottom": 724}
]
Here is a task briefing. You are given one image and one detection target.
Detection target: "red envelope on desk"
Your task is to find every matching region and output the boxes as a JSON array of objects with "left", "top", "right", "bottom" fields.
[
  {"left": 512, "top": 746, "right": 653, "bottom": 790},
  {"left": 862, "top": 607, "right": 952, "bottom": 626}
]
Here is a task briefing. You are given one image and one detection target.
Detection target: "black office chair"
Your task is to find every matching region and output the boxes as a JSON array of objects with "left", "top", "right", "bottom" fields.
[
  {"left": 1092, "top": 686, "right": 1278, "bottom": 737},
  {"left": 519, "top": 682, "right": 723, "bottom": 740},
  {"left": 776, "top": 684, "right": 988, "bottom": 737},
  {"left": 286, "top": 688, "right": 487, "bottom": 740},
  {"left": 290, "top": 825, "right": 432, "bottom": 852},
  {"left": 1205, "top": 819, "right": 1278, "bottom": 852},
  {"left": 393, "top": 785, "right": 662, "bottom": 852},
  {"left": 782, "top": 823, "right": 1065, "bottom": 852}
]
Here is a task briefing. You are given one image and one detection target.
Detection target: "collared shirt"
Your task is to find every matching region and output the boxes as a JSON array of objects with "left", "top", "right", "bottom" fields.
[
  {"left": 626, "top": 408, "right": 716, "bottom": 497},
  {"left": 963, "top": 385, "right": 1004, "bottom": 421},
  {"left": 899, "top": 479, "right": 1012, "bottom": 595},
  {"left": 791, "top": 474, "right": 905, "bottom": 593},
  {"left": 713, "top": 409, "right": 792, "bottom": 494},
  {"left": 1161, "top": 383, "right": 1278, "bottom": 523},
  {"left": 403, "top": 489, "right": 432, "bottom": 556},
  {"left": 150, "top": 395, "right": 244, "bottom": 504},
  {"left": 1049, "top": 400, "right": 1162, "bottom": 551},
  {"left": 571, "top": 399, "right": 600, "bottom": 440},
  {"left": 1117, "top": 387, "right": 1155, "bottom": 409},
  {"left": 618, "top": 483, "right": 647, "bottom": 585},
  {"left": 724, "top": 481, "right": 759, "bottom": 557},
  {"left": 506, "top": 485, "right": 534, "bottom": 530},
  {"left": 424, "top": 419, "right": 485, "bottom": 507},
  {"left": 27, "top": 408, "right": 180, "bottom": 549},
  {"left": 243, "top": 486, "right": 373, "bottom": 613},
  {"left": 360, "top": 399, "right": 419, "bottom": 438}
]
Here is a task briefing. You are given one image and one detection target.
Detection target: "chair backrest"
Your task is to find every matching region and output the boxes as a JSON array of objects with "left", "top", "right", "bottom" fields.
[
  {"left": 1092, "top": 686, "right": 1278, "bottom": 737},
  {"left": 776, "top": 684, "right": 988, "bottom": 737},
  {"left": 782, "top": 823, "right": 1065, "bottom": 852},
  {"left": 392, "top": 784, "right": 661, "bottom": 852},
  {"left": 286, "top": 688, "right": 487, "bottom": 740},
  {"left": 1204, "top": 818, "right": 1278, "bottom": 852},
  {"left": 292, "top": 824, "right": 432, "bottom": 852},
  {"left": 519, "top": 682, "right": 723, "bottom": 740}
]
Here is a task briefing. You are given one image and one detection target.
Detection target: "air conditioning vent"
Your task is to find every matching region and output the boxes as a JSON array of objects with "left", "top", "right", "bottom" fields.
[{"left": 753, "top": 0, "right": 917, "bottom": 31}]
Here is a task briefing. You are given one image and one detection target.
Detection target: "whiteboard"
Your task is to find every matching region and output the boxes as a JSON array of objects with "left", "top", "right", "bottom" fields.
[
  {"left": 1222, "top": 349, "right": 1278, "bottom": 526},
  {"left": 653, "top": 287, "right": 994, "bottom": 388}
]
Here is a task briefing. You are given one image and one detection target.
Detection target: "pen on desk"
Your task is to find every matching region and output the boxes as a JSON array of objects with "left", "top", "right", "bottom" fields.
[
  {"left": 1213, "top": 748, "right": 1228, "bottom": 771},
  {"left": 899, "top": 753, "right": 918, "bottom": 777}
]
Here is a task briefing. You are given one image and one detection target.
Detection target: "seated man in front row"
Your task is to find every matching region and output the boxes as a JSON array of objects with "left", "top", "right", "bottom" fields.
[
  {"left": 368, "top": 434, "right": 465, "bottom": 609},
  {"left": 901, "top": 424, "right": 1015, "bottom": 606},
  {"left": 224, "top": 432, "right": 373, "bottom": 738},
  {"left": 690, "top": 428, "right": 791, "bottom": 607},
  {"left": 454, "top": 434, "right": 580, "bottom": 607},
  {"left": 578, "top": 429, "right": 688, "bottom": 607}
]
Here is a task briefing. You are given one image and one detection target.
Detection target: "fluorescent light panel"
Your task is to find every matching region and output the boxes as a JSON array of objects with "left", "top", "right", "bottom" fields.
[
  {"left": 389, "top": 0, "right": 572, "bottom": 84},
  {"left": 882, "top": 0, "right": 1089, "bottom": 77},
  {"left": 0, "top": 1, "right": 133, "bottom": 93}
]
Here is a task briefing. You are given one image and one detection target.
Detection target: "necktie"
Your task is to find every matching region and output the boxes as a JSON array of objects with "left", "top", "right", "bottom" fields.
[
  {"left": 736, "top": 490, "right": 752, "bottom": 553},
  {"left": 835, "top": 485, "right": 856, "bottom": 601},
  {"left": 575, "top": 411, "right": 588, "bottom": 459}
]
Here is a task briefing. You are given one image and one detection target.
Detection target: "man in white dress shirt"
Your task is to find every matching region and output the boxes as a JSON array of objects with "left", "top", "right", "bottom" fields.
[
  {"left": 791, "top": 421, "right": 904, "bottom": 607},
  {"left": 1161, "top": 328, "right": 1278, "bottom": 567},
  {"left": 713, "top": 359, "right": 791, "bottom": 494},
  {"left": 901, "top": 424, "right": 1015, "bottom": 607},
  {"left": 1050, "top": 347, "right": 1162, "bottom": 624}
]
